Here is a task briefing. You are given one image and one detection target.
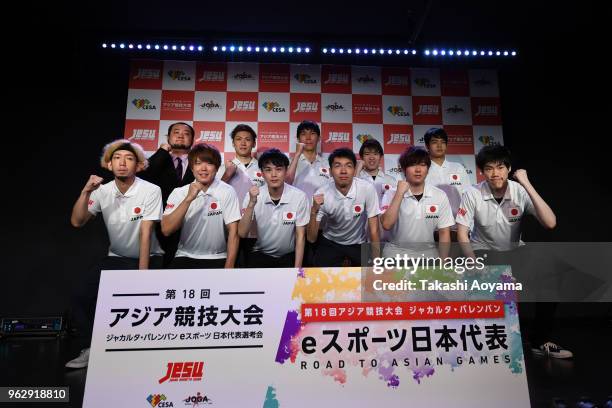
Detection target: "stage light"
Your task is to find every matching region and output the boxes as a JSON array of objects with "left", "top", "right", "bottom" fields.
[
  {"left": 238, "top": 46, "right": 244, "bottom": 52},
  {"left": 305, "top": 47, "right": 310, "bottom": 53},
  {"left": 425, "top": 49, "right": 430, "bottom": 55},
  {"left": 440, "top": 50, "right": 446, "bottom": 55},
  {"left": 280, "top": 47, "right": 285, "bottom": 52},
  {"left": 432, "top": 49, "right": 438, "bottom": 56},
  {"left": 330, "top": 48, "right": 336, "bottom": 53},
  {"left": 246, "top": 46, "right": 252, "bottom": 52},
  {"left": 171, "top": 45, "right": 177, "bottom": 50},
  {"left": 511, "top": 51, "right": 517, "bottom": 56},
  {"left": 339, "top": 48, "right": 344, "bottom": 54},
  {"left": 355, "top": 48, "right": 361, "bottom": 54},
  {"left": 288, "top": 47, "right": 293, "bottom": 52},
  {"left": 347, "top": 49, "right": 352, "bottom": 54},
  {"left": 379, "top": 48, "right": 384, "bottom": 54},
  {"left": 229, "top": 45, "right": 235, "bottom": 52},
  {"left": 450, "top": 50, "right": 455, "bottom": 56},
  {"left": 146, "top": 44, "right": 151, "bottom": 50},
  {"left": 263, "top": 47, "right": 268, "bottom": 52},
  {"left": 137, "top": 44, "right": 142, "bottom": 49},
  {"left": 412, "top": 49, "right": 417, "bottom": 55},
  {"left": 496, "top": 51, "right": 501, "bottom": 56},
  {"left": 154, "top": 44, "right": 160, "bottom": 50},
  {"left": 488, "top": 51, "right": 493, "bottom": 56},
  {"left": 119, "top": 43, "right": 125, "bottom": 49},
  {"left": 503, "top": 51, "right": 508, "bottom": 56},
  {"left": 102, "top": 43, "right": 107, "bottom": 48},
  {"left": 296, "top": 47, "right": 302, "bottom": 53},
  {"left": 271, "top": 47, "right": 277, "bottom": 52},
  {"left": 472, "top": 50, "right": 477, "bottom": 55}
]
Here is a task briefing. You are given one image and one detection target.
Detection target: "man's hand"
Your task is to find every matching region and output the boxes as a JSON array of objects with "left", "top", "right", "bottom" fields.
[
  {"left": 224, "top": 160, "right": 237, "bottom": 179},
  {"left": 396, "top": 180, "right": 410, "bottom": 195},
  {"left": 313, "top": 193, "right": 325, "bottom": 212},
  {"left": 82, "top": 175, "right": 103, "bottom": 193},
  {"left": 356, "top": 159, "right": 364, "bottom": 175},
  {"left": 186, "top": 182, "right": 205, "bottom": 202},
  {"left": 295, "top": 142, "right": 305, "bottom": 156},
  {"left": 513, "top": 169, "right": 529, "bottom": 186},
  {"left": 248, "top": 185, "right": 260, "bottom": 205}
]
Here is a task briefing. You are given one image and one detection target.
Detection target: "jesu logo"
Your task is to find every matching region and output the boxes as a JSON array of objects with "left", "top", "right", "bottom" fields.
[
  {"left": 199, "top": 131, "right": 222, "bottom": 142},
  {"left": 415, "top": 104, "right": 439, "bottom": 116},
  {"left": 168, "top": 70, "right": 191, "bottom": 81},
  {"left": 293, "top": 102, "right": 318, "bottom": 113},
  {"left": 229, "top": 101, "right": 255, "bottom": 112},
  {"left": 294, "top": 73, "right": 317, "bottom": 84},
  {"left": 387, "top": 106, "right": 410, "bottom": 117},
  {"left": 324, "top": 73, "right": 349, "bottom": 84},
  {"left": 384, "top": 76, "right": 409, "bottom": 86},
  {"left": 324, "top": 132, "right": 349, "bottom": 143},
  {"left": 262, "top": 101, "right": 286, "bottom": 112},
  {"left": 388, "top": 133, "right": 410, "bottom": 144},
  {"left": 146, "top": 394, "right": 172, "bottom": 407},
  {"left": 414, "top": 78, "right": 436, "bottom": 88},
  {"left": 199, "top": 71, "right": 224, "bottom": 82},
  {"left": 132, "top": 99, "right": 157, "bottom": 110},
  {"left": 475, "top": 105, "right": 498, "bottom": 117},
  {"left": 158, "top": 361, "right": 204, "bottom": 384},
  {"left": 183, "top": 392, "right": 213, "bottom": 406},
  {"left": 130, "top": 129, "right": 156, "bottom": 140},
  {"left": 133, "top": 68, "right": 160, "bottom": 80}
]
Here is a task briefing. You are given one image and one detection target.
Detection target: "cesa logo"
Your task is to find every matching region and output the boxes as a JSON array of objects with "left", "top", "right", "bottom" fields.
[
  {"left": 146, "top": 394, "right": 173, "bottom": 407},
  {"left": 158, "top": 361, "right": 204, "bottom": 384}
]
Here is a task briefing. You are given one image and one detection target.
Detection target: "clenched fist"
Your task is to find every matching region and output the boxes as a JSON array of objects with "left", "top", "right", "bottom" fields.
[
  {"left": 83, "top": 175, "right": 103, "bottom": 193},
  {"left": 312, "top": 193, "right": 325, "bottom": 211},
  {"left": 248, "top": 185, "right": 260, "bottom": 204}
]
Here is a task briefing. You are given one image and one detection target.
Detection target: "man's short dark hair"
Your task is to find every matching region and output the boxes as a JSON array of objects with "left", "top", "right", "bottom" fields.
[
  {"left": 475, "top": 144, "right": 512, "bottom": 171},
  {"left": 359, "top": 139, "right": 384, "bottom": 157},
  {"left": 424, "top": 127, "right": 448, "bottom": 146},
  {"left": 230, "top": 124, "right": 257, "bottom": 141},
  {"left": 328, "top": 148, "right": 357, "bottom": 167},
  {"left": 188, "top": 143, "right": 222, "bottom": 170},
  {"left": 296, "top": 120, "right": 320, "bottom": 138},
  {"left": 258, "top": 148, "right": 289, "bottom": 169},
  {"left": 399, "top": 146, "right": 431, "bottom": 170}
]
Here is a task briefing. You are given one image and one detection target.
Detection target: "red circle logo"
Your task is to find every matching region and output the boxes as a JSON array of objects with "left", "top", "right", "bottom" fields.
[
  {"left": 256, "top": 172, "right": 262, "bottom": 177},
  {"left": 384, "top": 184, "right": 390, "bottom": 190},
  {"left": 511, "top": 209, "right": 518, "bottom": 216},
  {"left": 355, "top": 205, "right": 362, "bottom": 213},
  {"left": 134, "top": 207, "right": 141, "bottom": 214},
  {"left": 322, "top": 168, "right": 328, "bottom": 173},
  {"left": 430, "top": 206, "right": 437, "bottom": 212},
  {"left": 452, "top": 175, "right": 458, "bottom": 180},
  {"left": 211, "top": 202, "right": 218, "bottom": 210},
  {"left": 287, "top": 212, "right": 294, "bottom": 219}
]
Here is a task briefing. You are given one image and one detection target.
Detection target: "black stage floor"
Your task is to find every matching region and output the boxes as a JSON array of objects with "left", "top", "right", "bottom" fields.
[{"left": 1, "top": 319, "right": 611, "bottom": 407}]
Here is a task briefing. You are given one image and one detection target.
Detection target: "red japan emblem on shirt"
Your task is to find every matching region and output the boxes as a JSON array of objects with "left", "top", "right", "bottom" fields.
[
  {"left": 457, "top": 207, "right": 467, "bottom": 217},
  {"left": 132, "top": 206, "right": 143, "bottom": 215},
  {"left": 353, "top": 204, "right": 364, "bottom": 215},
  {"left": 383, "top": 184, "right": 391, "bottom": 190},
  {"left": 282, "top": 211, "right": 295, "bottom": 222},
  {"left": 319, "top": 167, "right": 330, "bottom": 177},
  {"left": 209, "top": 201, "right": 219, "bottom": 210},
  {"left": 507, "top": 206, "right": 522, "bottom": 221},
  {"left": 426, "top": 205, "right": 439, "bottom": 214}
]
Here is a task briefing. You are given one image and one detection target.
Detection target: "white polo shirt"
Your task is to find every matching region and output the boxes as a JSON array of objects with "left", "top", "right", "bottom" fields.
[
  {"left": 87, "top": 177, "right": 164, "bottom": 258},
  {"left": 217, "top": 157, "right": 265, "bottom": 205},
  {"left": 293, "top": 153, "right": 332, "bottom": 198},
  {"left": 358, "top": 168, "right": 398, "bottom": 206},
  {"left": 456, "top": 180, "right": 535, "bottom": 252},
  {"left": 315, "top": 177, "right": 380, "bottom": 245},
  {"left": 425, "top": 159, "right": 470, "bottom": 218},
  {"left": 381, "top": 185, "right": 455, "bottom": 249},
  {"left": 242, "top": 183, "right": 310, "bottom": 257},
  {"left": 165, "top": 179, "right": 241, "bottom": 259}
]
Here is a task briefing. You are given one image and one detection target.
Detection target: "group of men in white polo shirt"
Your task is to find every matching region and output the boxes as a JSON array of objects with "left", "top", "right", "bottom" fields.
[{"left": 67, "top": 120, "right": 566, "bottom": 368}]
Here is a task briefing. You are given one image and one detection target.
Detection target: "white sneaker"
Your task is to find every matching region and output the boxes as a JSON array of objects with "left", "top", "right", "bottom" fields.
[
  {"left": 65, "top": 348, "right": 90, "bottom": 368},
  {"left": 531, "top": 342, "right": 573, "bottom": 359}
]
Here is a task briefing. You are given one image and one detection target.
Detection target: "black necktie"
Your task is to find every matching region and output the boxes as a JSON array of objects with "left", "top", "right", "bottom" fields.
[{"left": 175, "top": 157, "right": 183, "bottom": 181}]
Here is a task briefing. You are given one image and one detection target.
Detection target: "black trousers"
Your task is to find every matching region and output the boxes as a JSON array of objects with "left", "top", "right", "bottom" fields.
[
  {"left": 71, "top": 255, "right": 163, "bottom": 348},
  {"left": 314, "top": 235, "right": 362, "bottom": 267},
  {"left": 169, "top": 257, "right": 227, "bottom": 269},
  {"left": 247, "top": 251, "right": 295, "bottom": 268}
]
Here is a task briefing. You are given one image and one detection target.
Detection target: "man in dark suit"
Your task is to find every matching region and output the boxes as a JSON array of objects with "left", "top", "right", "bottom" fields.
[{"left": 139, "top": 122, "right": 195, "bottom": 265}]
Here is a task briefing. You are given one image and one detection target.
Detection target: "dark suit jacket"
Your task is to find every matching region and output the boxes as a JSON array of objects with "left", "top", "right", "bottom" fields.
[{"left": 139, "top": 148, "right": 194, "bottom": 205}]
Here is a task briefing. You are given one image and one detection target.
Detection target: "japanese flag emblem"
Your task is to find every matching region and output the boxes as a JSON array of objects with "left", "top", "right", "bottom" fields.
[
  {"left": 283, "top": 211, "right": 295, "bottom": 222},
  {"left": 426, "top": 205, "right": 439, "bottom": 215}
]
